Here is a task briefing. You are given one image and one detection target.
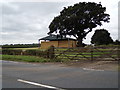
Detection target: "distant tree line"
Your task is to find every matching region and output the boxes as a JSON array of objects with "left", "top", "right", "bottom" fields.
[{"left": 1, "top": 43, "right": 40, "bottom": 48}]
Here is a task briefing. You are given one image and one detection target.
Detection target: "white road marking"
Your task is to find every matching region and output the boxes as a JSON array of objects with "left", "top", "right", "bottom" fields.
[
  {"left": 2, "top": 60, "right": 39, "bottom": 66},
  {"left": 2, "top": 60, "right": 19, "bottom": 64},
  {"left": 11, "top": 61, "right": 19, "bottom": 64},
  {"left": 18, "top": 79, "right": 64, "bottom": 90},
  {"left": 83, "top": 68, "right": 104, "bottom": 71}
]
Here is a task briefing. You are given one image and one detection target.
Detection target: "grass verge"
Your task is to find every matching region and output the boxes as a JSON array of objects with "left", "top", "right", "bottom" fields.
[
  {"left": 2, "top": 55, "right": 63, "bottom": 63},
  {"left": 2, "top": 55, "right": 51, "bottom": 63}
]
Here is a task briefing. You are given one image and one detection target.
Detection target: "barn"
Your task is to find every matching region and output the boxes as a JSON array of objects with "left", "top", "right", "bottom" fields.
[{"left": 39, "top": 35, "right": 77, "bottom": 49}]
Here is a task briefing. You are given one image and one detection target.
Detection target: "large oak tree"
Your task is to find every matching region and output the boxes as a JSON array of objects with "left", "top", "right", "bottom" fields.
[{"left": 48, "top": 2, "right": 110, "bottom": 47}]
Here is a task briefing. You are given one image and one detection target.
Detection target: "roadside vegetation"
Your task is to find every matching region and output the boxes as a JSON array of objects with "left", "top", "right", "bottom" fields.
[
  {"left": 2, "top": 55, "right": 51, "bottom": 63},
  {"left": 2, "top": 55, "right": 67, "bottom": 63}
]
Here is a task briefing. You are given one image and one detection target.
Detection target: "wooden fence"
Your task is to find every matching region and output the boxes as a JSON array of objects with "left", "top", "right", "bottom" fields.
[
  {"left": 2, "top": 46, "right": 120, "bottom": 61},
  {"left": 54, "top": 46, "right": 120, "bottom": 61}
]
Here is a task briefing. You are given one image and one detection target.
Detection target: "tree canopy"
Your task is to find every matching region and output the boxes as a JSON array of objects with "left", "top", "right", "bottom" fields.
[
  {"left": 91, "top": 29, "right": 113, "bottom": 45},
  {"left": 48, "top": 2, "right": 110, "bottom": 47}
]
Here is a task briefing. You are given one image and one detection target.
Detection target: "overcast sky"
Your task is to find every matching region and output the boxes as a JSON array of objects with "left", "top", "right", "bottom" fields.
[{"left": 1, "top": 0, "right": 119, "bottom": 45}]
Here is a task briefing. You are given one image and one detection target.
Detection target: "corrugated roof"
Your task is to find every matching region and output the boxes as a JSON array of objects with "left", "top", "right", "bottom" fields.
[{"left": 39, "top": 35, "right": 76, "bottom": 41}]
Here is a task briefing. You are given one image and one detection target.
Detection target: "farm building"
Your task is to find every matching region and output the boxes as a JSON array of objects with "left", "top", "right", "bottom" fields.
[{"left": 39, "top": 35, "right": 77, "bottom": 49}]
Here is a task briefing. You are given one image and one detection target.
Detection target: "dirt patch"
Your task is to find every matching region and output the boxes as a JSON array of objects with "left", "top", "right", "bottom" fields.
[{"left": 64, "top": 61, "right": 119, "bottom": 71}]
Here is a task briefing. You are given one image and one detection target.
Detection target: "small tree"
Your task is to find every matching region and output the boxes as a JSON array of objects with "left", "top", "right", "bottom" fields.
[
  {"left": 48, "top": 2, "right": 110, "bottom": 47},
  {"left": 91, "top": 29, "right": 113, "bottom": 45}
]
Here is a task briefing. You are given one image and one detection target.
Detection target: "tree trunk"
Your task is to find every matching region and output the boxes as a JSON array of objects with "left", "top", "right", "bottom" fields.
[{"left": 77, "top": 36, "right": 83, "bottom": 47}]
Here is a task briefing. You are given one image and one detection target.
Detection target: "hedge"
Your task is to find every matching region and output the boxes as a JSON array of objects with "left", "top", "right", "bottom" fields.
[
  {"left": 23, "top": 50, "right": 48, "bottom": 58},
  {"left": 2, "top": 46, "right": 55, "bottom": 59},
  {"left": 2, "top": 49, "right": 22, "bottom": 55}
]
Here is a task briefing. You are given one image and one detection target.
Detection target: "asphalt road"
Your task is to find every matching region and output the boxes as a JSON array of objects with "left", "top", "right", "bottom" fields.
[{"left": 2, "top": 60, "right": 118, "bottom": 89}]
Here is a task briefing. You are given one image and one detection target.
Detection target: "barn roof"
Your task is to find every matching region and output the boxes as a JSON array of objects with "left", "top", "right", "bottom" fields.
[{"left": 39, "top": 35, "right": 76, "bottom": 41}]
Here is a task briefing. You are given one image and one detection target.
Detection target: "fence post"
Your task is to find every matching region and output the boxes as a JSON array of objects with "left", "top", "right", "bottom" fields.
[
  {"left": 21, "top": 50, "right": 26, "bottom": 55},
  {"left": 21, "top": 51, "right": 23, "bottom": 55},
  {"left": 48, "top": 45, "right": 55, "bottom": 59},
  {"left": 91, "top": 46, "right": 93, "bottom": 61}
]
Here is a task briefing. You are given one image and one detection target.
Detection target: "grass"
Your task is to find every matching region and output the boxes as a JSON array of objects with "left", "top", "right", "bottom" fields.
[
  {"left": 2, "top": 55, "right": 63, "bottom": 63},
  {"left": 93, "top": 44, "right": 120, "bottom": 47},
  {"left": 55, "top": 51, "right": 111, "bottom": 58},
  {"left": 2, "top": 55, "right": 51, "bottom": 63},
  {"left": 56, "top": 54, "right": 100, "bottom": 57},
  {"left": 12, "top": 47, "right": 39, "bottom": 50}
]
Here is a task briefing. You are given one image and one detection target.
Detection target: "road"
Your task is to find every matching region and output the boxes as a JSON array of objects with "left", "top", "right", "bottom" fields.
[{"left": 2, "top": 60, "right": 118, "bottom": 89}]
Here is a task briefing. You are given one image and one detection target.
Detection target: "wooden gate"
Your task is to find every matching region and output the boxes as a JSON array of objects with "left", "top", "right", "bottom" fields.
[{"left": 54, "top": 46, "right": 120, "bottom": 62}]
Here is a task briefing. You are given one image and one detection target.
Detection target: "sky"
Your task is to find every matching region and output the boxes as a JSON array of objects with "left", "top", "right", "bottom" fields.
[{"left": 0, "top": 0, "right": 119, "bottom": 45}]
